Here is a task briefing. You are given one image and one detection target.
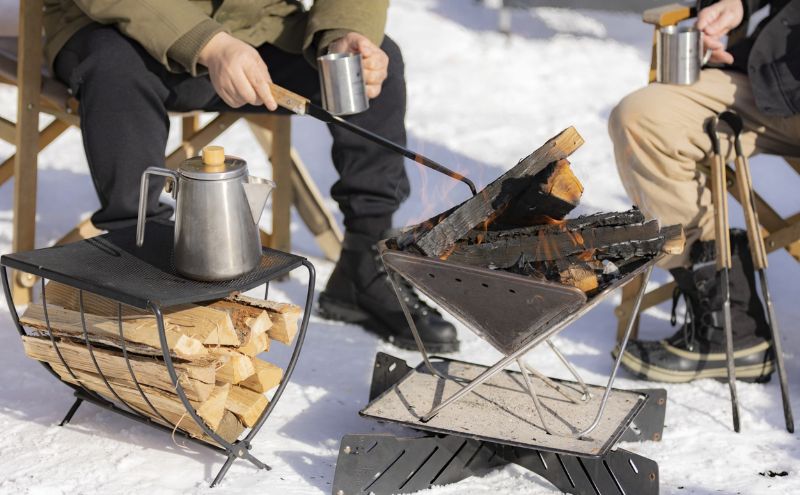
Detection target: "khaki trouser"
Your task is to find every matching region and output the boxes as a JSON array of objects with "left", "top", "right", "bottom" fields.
[{"left": 608, "top": 69, "right": 800, "bottom": 268}]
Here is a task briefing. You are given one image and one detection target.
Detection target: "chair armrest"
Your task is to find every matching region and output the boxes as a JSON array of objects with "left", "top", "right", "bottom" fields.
[{"left": 643, "top": 3, "right": 696, "bottom": 26}]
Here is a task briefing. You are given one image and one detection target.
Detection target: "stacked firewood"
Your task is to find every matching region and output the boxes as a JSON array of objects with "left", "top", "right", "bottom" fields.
[
  {"left": 392, "top": 127, "right": 684, "bottom": 294},
  {"left": 20, "top": 282, "right": 301, "bottom": 445}
]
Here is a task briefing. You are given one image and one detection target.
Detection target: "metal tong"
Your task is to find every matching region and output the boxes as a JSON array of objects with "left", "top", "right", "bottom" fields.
[
  {"left": 706, "top": 111, "right": 794, "bottom": 433},
  {"left": 266, "top": 82, "right": 478, "bottom": 197}
]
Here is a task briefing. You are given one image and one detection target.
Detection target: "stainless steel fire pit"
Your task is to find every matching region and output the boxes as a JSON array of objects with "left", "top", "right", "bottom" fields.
[{"left": 362, "top": 243, "right": 657, "bottom": 456}]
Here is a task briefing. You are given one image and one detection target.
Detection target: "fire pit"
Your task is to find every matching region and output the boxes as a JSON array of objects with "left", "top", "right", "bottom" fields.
[{"left": 361, "top": 127, "right": 683, "bottom": 456}]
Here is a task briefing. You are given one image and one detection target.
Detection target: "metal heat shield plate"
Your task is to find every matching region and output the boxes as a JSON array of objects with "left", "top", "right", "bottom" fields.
[{"left": 361, "top": 358, "right": 645, "bottom": 458}]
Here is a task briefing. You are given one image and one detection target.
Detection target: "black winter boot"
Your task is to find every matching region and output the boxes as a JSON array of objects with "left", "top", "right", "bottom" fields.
[
  {"left": 618, "top": 229, "right": 773, "bottom": 383},
  {"left": 318, "top": 231, "right": 460, "bottom": 352}
]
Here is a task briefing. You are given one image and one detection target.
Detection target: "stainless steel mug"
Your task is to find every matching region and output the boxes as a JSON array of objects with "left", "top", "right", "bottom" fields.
[
  {"left": 317, "top": 52, "right": 369, "bottom": 115},
  {"left": 656, "top": 25, "right": 711, "bottom": 85}
]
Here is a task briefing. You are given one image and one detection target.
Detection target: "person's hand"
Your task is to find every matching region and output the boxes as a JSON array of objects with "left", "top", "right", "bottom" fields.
[
  {"left": 327, "top": 32, "right": 389, "bottom": 99},
  {"left": 198, "top": 32, "right": 277, "bottom": 110},
  {"left": 696, "top": 0, "right": 744, "bottom": 64}
]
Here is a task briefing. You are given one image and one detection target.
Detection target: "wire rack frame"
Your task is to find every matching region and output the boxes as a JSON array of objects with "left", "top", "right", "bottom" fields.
[{"left": 1, "top": 260, "right": 315, "bottom": 487}]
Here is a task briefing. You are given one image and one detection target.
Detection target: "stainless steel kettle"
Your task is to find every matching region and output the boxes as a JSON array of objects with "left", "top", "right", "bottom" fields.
[{"left": 136, "top": 146, "right": 275, "bottom": 281}]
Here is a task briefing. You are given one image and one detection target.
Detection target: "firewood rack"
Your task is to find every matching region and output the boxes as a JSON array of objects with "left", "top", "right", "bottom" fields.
[
  {"left": 0, "top": 222, "right": 315, "bottom": 487},
  {"left": 365, "top": 243, "right": 657, "bottom": 457}
]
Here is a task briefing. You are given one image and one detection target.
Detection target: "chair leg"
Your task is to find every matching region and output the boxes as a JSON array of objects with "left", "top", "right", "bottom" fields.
[{"left": 246, "top": 116, "right": 343, "bottom": 260}]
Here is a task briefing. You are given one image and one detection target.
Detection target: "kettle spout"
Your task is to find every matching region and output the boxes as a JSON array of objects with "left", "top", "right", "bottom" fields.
[{"left": 242, "top": 176, "right": 276, "bottom": 224}]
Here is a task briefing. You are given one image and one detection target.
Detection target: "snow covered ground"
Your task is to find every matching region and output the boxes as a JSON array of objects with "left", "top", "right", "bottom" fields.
[{"left": 1, "top": 1, "right": 798, "bottom": 493}]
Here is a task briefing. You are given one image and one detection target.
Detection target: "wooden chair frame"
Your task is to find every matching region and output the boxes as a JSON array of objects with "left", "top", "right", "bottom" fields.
[
  {"left": 614, "top": 3, "right": 800, "bottom": 341},
  {"left": 1, "top": 0, "right": 342, "bottom": 304}
]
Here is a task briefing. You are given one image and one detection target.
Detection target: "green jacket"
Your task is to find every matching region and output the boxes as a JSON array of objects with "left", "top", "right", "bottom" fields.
[{"left": 43, "top": 0, "right": 389, "bottom": 75}]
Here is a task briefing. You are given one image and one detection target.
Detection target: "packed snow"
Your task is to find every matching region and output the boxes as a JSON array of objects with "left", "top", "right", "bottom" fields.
[{"left": 0, "top": 1, "right": 797, "bottom": 493}]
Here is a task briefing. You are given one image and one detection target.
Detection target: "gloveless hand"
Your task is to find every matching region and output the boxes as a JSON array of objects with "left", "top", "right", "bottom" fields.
[
  {"left": 198, "top": 32, "right": 278, "bottom": 110},
  {"left": 327, "top": 32, "right": 389, "bottom": 99},
  {"left": 696, "top": 0, "right": 744, "bottom": 64}
]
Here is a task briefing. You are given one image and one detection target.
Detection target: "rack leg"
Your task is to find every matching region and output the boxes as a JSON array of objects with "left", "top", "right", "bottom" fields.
[
  {"left": 59, "top": 398, "right": 83, "bottom": 426},
  {"left": 211, "top": 455, "right": 237, "bottom": 488}
]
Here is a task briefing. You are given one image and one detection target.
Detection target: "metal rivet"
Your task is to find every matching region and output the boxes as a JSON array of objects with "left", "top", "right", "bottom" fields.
[
  {"left": 336, "top": 490, "right": 345, "bottom": 495},
  {"left": 649, "top": 472, "right": 657, "bottom": 481},
  {"left": 657, "top": 398, "right": 665, "bottom": 406},
  {"left": 343, "top": 445, "right": 351, "bottom": 454},
  {"left": 26, "top": 103, "right": 33, "bottom": 110}
]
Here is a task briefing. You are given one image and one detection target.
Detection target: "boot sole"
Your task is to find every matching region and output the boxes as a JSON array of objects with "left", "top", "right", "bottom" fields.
[
  {"left": 317, "top": 296, "right": 460, "bottom": 354},
  {"left": 618, "top": 349, "right": 773, "bottom": 384}
]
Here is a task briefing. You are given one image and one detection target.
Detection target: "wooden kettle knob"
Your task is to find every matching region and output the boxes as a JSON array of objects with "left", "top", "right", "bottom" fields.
[{"left": 202, "top": 146, "right": 226, "bottom": 171}]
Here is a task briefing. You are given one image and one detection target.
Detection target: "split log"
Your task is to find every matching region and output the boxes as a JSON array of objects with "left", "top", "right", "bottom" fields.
[
  {"left": 240, "top": 358, "right": 283, "bottom": 394},
  {"left": 556, "top": 258, "right": 600, "bottom": 293},
  {"left": 20, "top": 304, "right": 208, "bottom": 360},
  {"left": 196, "top": 383, "right": 230, "bottom": 431},
  {"left": 48, "top": 363, "right": 231, "bottom": 435},
  {"left": 44, "top": 282, "right": 240, "bottom": 346},
  {"left": 209, "top": 348, "right": 255, "bottom": 384},
  {"left": 237, "top": 331, "right": 270, "bottom": 357},
  {"left": 21, "top": 336, "right": 215, "bottom": 402},
  {"left": 225, "top": 385, "right": 269, "bottom": 428},
  {"left": 206, "top": 300, "right": 272, "bottom": 346},
  {"left": 227, "top": 294, "right": 301, "bottom": 345},
  {"left": 399, "top": 127, "right": 585, "bottom": 257},
  {"left": 490, "top": 159, "right": 584, "bottom": 229},
  {"left": 448, "top": 220, "right": 665, "bottom": 268}
]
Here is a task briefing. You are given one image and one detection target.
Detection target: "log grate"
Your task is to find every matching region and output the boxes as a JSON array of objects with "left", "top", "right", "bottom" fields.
[{"left": 0, "top": 225, "right": 315, "bottom": 487}]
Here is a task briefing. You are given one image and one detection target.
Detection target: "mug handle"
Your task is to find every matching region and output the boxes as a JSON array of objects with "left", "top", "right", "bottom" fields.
[{"left": 702, "top": 49, "right": 713, "bottom": 65}]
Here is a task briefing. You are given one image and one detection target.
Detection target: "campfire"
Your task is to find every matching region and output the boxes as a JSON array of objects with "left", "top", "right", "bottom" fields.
[{"left": 387, "top": 127, "right": 684, "bottom": 295}]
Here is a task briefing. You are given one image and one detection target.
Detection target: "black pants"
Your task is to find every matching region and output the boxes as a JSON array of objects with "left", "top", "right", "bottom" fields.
[{"left": 53, "top": 24, "right": 410, "bottom": 237}]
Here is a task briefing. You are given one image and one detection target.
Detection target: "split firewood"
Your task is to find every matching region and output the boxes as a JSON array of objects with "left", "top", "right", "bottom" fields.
[
  {"left": 21, "top": 336, "right": 215, "bottom": 402},
  {"left": 43, "top": 282, "right": 240, "bottom": 347},
  {"left": 490, "top": 159, "right": 584, "bottom": 229},
  {"left": 208, "top": 348, "right": 256, "bottom": 384},
  {"left": 556, "top": 257, "right": 600, "bottom": 293},
  {"left": 240, "top": 358, "right": 283, "bottom": 394},
  {"left": 227, "top": 294, "right": 301, "bottom": 345},
  {"left": 398, "top": 127, "right": 585, "bottom": 257},
  {"left": 48, "top": 363, "right": 229, "bottom": 433},
  {"left": 225, "top": 385, "right": 269, "bottom": 428},
  {"left": 448, "top": 220, "right": 666, "bottom": 268},
  {"left": 20, "top": 304, "right": 208, "bottom": 360},
  {"left": 237, "top": 331, "right": 270, "bottom": 357},
  {"left": 196, "top": 383, "right": 231, "bottom": 431},
  {"left": 206, "top": 299, "right": 272, "bottom": 346}
]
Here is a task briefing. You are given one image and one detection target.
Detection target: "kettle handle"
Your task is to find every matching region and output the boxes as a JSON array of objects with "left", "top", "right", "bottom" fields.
[{"left": 136, "top": 167, "right": 179, "bottom": 247}]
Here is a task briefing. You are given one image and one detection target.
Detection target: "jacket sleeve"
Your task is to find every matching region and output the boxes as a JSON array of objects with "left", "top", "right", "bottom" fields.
[
  {"left": 303, "top": 0, "right": 389, "bottom": 66},
  {"left": 72, "top": 0, "right": 224, "bottom": 74}
]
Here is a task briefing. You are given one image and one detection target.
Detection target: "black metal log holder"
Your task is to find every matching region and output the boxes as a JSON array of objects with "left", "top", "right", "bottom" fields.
[{"left": 0, "top": 224, "right": 315, "bottom": 487}]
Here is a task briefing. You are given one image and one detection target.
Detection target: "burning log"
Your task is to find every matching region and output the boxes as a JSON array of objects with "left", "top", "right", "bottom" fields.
[
  {"left": 387, "top": 126, "right": 685, "bottom": 295},
  {"left": 399, "top": 127, "right": 585, "bottom": 257},
  {"left": 19, "top": 284, "right": 296, "bottom": 444}
]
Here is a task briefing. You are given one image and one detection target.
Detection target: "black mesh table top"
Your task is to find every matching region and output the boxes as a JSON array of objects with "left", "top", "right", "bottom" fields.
[{"left": 1, "top": 223, "right": 305, "bottom": 309}]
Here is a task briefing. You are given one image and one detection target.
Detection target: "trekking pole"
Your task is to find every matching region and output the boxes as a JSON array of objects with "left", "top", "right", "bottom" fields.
[
  {"left": 705, "top": 115, "right": 740, "bottom": 432},
  {"left": 718, "top": 111, "right": 794, "bottom": 433}
]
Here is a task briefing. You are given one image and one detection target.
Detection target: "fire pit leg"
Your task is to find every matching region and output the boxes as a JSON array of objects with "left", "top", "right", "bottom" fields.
[
  {"left": 545, "top": 339, "right": 591, "bottom": 401},
  {"left": 516, "top": 358, "right": 554, "bottom": 435},
  {"left": 576, "top": 263, "right": 654, "bottom": 439}
]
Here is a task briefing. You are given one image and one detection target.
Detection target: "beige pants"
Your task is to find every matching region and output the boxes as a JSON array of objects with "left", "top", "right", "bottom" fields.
[{"left": 608, "top": 69, "right": 800, "bottom": 268}]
